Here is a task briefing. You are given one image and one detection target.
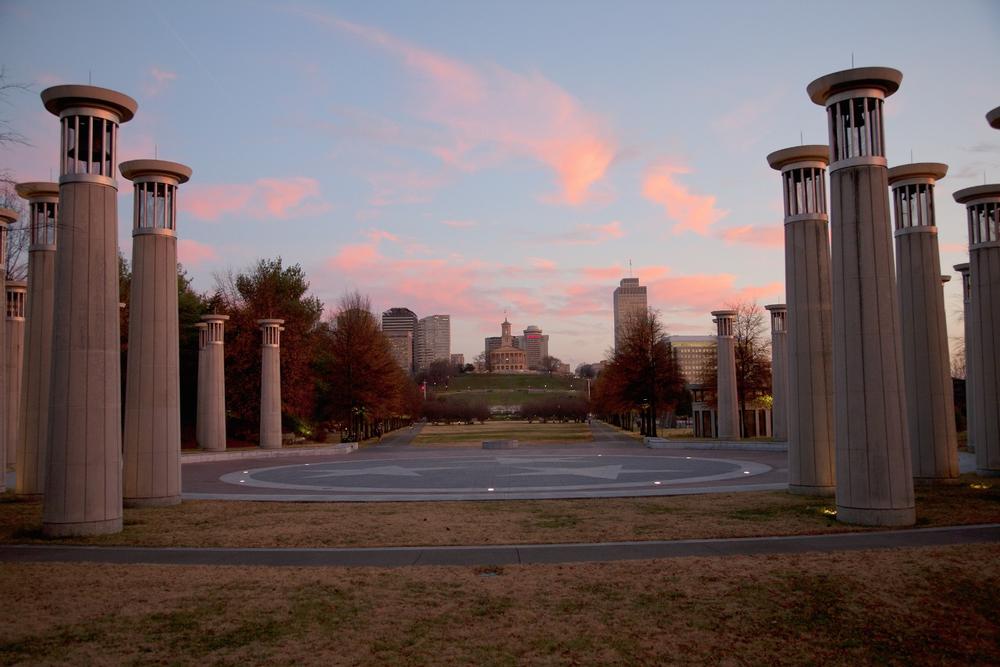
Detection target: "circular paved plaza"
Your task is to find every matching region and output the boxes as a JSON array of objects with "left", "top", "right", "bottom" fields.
[{"left": 184, "top": 447, "right": 786, "bottom": 501}]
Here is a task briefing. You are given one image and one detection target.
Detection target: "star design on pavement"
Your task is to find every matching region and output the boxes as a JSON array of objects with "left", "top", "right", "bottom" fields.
[
  {"left": 301, "top": 465, "right": 462, "bottom": 479},
  {"left": 501, "top": 465, "right": 681, "bottom": 481}
]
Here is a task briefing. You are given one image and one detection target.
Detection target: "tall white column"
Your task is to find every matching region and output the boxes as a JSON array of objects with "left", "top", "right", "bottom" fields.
[
  {"left": 41, "top": 85, "right": 137, "bottom": 536},
  {"left": 198, "top": 314, "right": 228, "bottom": 451},
  {"left": 764, "top": 304, "right": 788, "bottom": 442},
  {"left": 954, "top": 263, "right": 975, "bottom": 454},
  {"left": 258, "top": 319, "right": 284, "bottom": 449},
  {"left": 711, "top": 310, "right": 740, "bottom": 440},
  {"left": 767, "top": 146, "right": 835, "bottom": 496},
  {"left": 0, "top": 208, "right": 14, "bottom": 494},
  {"left": 13, "top": 182, "right": 58, "bottom": 497},
  {"left": 194, "top": 322, "right": 207, "bottom": 449},
  {"left": 889, "top": 163, "right": 958, "bottom": 482},
  {"left": 5, "top": 281, "right": 27, "bottom": 475},
  {"left": 808, "top": 67, "right": 914, "bottom": 526},
  {"left": 121, "top": 160, "right": 193, "bottom": 507},
  {"left": 953, "top": 184, "right": 1000, "bottom": 476}
]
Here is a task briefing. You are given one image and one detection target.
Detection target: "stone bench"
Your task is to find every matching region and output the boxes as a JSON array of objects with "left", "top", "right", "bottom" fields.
[{"left": 482, "top": 440, "right": 519, "bottom": 450}]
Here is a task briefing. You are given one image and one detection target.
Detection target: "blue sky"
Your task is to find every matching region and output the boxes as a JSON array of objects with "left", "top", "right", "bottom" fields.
[{"left": 1, "top": 0, "right": 998, "bottom": 366}]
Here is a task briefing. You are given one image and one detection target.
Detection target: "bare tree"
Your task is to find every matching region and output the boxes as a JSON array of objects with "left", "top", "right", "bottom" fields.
[
  {"left": 727, "top": 301, "right": 772, "bottom": 434},
  {"left": 0, "top": 67, "right": 32, "bottom": 279}
]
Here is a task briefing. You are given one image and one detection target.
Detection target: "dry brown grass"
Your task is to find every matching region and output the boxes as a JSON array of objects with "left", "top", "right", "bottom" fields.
[
  {"left": 1, "top": 476, "right": 997, "bottom": 549},
  {"left": 413, "top": 420, "right": 592, "bottom": 445},
  {"left": 1, "top": 544, "right": 997, "bottom": 665}
]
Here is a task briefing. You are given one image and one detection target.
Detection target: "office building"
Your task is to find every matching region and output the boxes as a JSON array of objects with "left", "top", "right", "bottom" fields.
[
  {"left": 613, "top": 277, "right": 647, "bottom": 352},
  {"left": 415, "top": 314, "right": 450, "bottom": 371}
]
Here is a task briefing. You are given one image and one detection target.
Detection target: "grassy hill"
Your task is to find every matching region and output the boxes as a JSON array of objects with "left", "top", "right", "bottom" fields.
[{"left": 433, "top": 373, "right": 586, "bottom": 408}]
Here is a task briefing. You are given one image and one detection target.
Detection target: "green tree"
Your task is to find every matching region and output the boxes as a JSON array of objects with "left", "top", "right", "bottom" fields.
[{"left": 215, "top": 258, "right": 324, "bottom": 439}]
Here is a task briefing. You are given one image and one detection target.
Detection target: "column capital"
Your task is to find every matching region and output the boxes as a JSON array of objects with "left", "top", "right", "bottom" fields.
[
  {"left": 887, "top": 162, "right": 947, "bottom": 187},
  {"left": 807, "top": 67, "right": 902, "bottom": 106},
  {"left": 766, "top": 145, "right": 829, "bottom": 171},
  {"left": 41, "top": 84, "right": 137, "bottom": 122}
]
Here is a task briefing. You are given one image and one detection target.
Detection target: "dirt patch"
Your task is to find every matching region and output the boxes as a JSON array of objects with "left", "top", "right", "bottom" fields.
[
  {"left": 1, "top": 476, "right": 997, "bottom": 548},
  {"left": 0, "top": 544, "right": 997, "bottom": 664}
]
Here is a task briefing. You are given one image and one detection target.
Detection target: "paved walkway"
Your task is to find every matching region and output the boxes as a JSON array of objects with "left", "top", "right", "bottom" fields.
[{"left": 2, "top": 524, "right": 996, "bottom": 568}]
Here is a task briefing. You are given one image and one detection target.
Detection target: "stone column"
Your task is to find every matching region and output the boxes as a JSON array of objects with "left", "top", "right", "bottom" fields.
[
  {"left": 13, "top": 183, "right": 58, "bottom": 497},
  {"left": 194, "top": 322, "right": 207, "bottom": 449},
  {"left": 0, "top": 208, "right": 13, "bottom": 493},
  {"left": 711, "top": 310, "right": 740, "bottom": 440},
  {"left": 764, "top": 304, "right": 788, "bottom": 442},
  {"left": 5, "top": 281, "right": 27, "bottom": 475},
  {"left": 41, "top": 85, "right": 137, "bottom": 537},
  {"left": 121, "top": 160, "right": 193, "bottom": 507},
  {"left": 198, "top": 314, "right": 228, "bottom": 451},
  {"left": 953, "top": 184, "right": 1000, "bottom": 476},
  {"left": 258, "top": 319, "right": 284, "bottom": 449},
  {"left": 766, "top": 145, "right": 835, "bottom": 496},
  {"left": 808, "top": 67, "right": 914, "bottom": 525},
  {"left": 889, "top": 163, "right": 958, "bottom": 483},
  {"left": 954, "top": 263, "right": 975, "bottom": 453}
]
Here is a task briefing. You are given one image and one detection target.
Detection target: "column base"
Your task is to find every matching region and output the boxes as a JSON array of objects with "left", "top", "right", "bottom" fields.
[
  {"left": 788, "top": 484, "right": 835, "bottom": 497},
  {"left": 835, "top": 505, "right": 915, "bottom": 527},
  {"left": 200, "top": 445, "right": 226, "bottom": 452},
  {"left": 124, "top": 495, "right": 181, "bottom": 508},
  {"left": 15, "top": 493, "right": 44, "bottom": 501},
  {"left": 975, "top": 468, "right": 1000, "bottom": 478},
  {"left": 259, "top": 442, "right": 282, "bottom": 450},
  {"left": 42, "top": 516, "right": 123, "bottom": 537}
]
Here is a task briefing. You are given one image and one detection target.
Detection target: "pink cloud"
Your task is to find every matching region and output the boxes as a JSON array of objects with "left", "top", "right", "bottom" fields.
[
  {"left": 529, "top": 257, "right": 558, "bottom": 271},
  {"left": 643, "top": 162, "right": 729, "bottom": 235},
  {"left": 298, "top": 10, "right": 617, "bottom": 205},
  {"left": 939, "top": 242, "right": 967, "bottom": 254},
  {"left": 181, "top": 177, "right": 328, "bottom": 222},
  {"left": 143, "top": 67, "right": 177, "bottom": 97},
  {"left": 718, "top": 224, "right": 784, "bottom": 248},
  {"left": 177, "top": 239, "right": 218, "bottom": 266}
]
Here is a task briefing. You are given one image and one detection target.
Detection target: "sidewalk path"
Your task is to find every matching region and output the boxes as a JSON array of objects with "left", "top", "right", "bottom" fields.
[{"left": 2, "top": 524, "right": 996, "bottom": 568}]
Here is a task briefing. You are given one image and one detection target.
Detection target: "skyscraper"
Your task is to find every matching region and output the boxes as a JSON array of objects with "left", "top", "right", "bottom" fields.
[
  {"left": 666, "top": 335, "right": 716, "bottom": 385},
  {"left": 415, "top": 314, "right": 450, "bottom": 371},
  {"left": 521, "top": 325, "right": 549, "bottom": 369},
  {"left": 613, "top": 277, "right": 647, "bottom": 352},
  {"left": 381, "top": 307, "right": 417, "bottom": 372},
  {"left": 386, "top": 330, "right": 413, "bottom": 373}
]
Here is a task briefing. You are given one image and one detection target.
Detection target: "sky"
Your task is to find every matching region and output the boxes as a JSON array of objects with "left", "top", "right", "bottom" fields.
[{"left": 1, "top": 0, "right": 998, "bottom": 368}]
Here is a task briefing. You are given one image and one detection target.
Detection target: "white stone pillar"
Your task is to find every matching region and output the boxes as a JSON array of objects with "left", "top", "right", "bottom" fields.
[
  {"left": 5, "top": 281, "right": 27, "bottom": 476},
  {"left": 711, "top": 310, "right": 740, "bottom": 440},
  {"left": 194, "top": 322, "right": 207, "bottom": 449},
  {"left": 41, "top": 85, "right": 137, "bottom": 536},
  {"left": 258, "top": 319, "right": 284, "bottom": 449},
  {"left": 764, "top": 304, "right": 788, "bottom": 442},
  {"left": 121, "top": 160, "right": 193, "bottom": 507},
  {"left": 954, "top": 263, "right": 975, "bottom": 454},
  {"left": 13, "top": 183, "right": 58, "bottom": 497},
  {"left": 0, "top": 209, "right": 13, "bottom": 493},
  {"left": 953, "top": 184, "right": 1000, "bottom": 476},
  {"left": 889, "top": 163, "right": 958, "bottom": 483},
  {"left": 808, "top": 67, "right": 914, "bottom": 526},
  {"left": 198, "top": 314, "right": 228, "bottom": 451},
  {"left": 767, "top": 145, "right": 835, "bottom": 496}
]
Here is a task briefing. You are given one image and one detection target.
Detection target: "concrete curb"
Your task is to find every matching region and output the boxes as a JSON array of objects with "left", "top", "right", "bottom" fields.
[
  {"left": 2, "top": 523, "right": 996, "bottom": 568},
  {"left": 181, "top": 442, "right": 358, "bottom": 463},
  {"left": 645, "top": 440, "right": 788, "bottom": 452}
]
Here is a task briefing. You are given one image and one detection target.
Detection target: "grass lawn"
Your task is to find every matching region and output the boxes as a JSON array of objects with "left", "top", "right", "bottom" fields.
[
  {"left": 1, "top": 544, "right": 997, "bottom": 664},
  {"left": 412, "top": 420, "right": 591, "bottom": 445},
  {"left": 1, "top": 477, "right": 997, "bottom": 549},
  {"left": 432, "top": 389, "right": 584, "bottom": 407}
]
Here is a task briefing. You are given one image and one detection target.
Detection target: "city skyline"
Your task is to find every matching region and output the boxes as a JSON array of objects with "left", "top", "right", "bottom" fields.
[{"left": 1, "top": 1, "right": 998, "bottom": 367}]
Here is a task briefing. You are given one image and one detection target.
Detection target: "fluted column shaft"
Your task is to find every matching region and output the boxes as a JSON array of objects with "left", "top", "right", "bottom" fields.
[
  {"left": 712, "top": 310, "right": 740, "bottom": 439},
  {"left": 5, "top": 283, "right": 27, "bottom": 474},
  {"left": 199, "top": 314, "right": 228, "bottom": 451},
  {"left": 890, "top": 164, "right": 958, "bottom": 482},
  {"left": 809, "top": 68, "right": 914, "bottom": 526},
  {"left": 765, "top": 305, "right": 788, "bottom": 442},
  {"left": 13, "top": 183, "right": 57, "bottom": 497},
  {"left": 258, "top": 319, "right": 284, "bottom": 449}
]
